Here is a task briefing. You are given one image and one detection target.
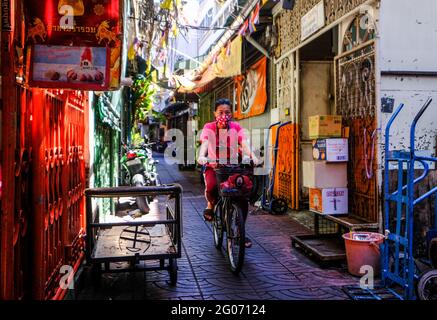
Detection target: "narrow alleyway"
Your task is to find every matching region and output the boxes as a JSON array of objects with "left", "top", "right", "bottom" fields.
[{"left": 77, "top": 154, "right": 358, "bottom": 300}]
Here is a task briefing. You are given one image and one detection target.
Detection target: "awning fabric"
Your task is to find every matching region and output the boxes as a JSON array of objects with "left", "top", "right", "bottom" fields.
[{"left": 175, "top": 36, "right": 242, "bottom": 93}]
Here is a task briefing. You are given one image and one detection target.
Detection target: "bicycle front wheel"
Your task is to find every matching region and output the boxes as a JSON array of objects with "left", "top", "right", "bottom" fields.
[
  {"left": 226, "top": 203, "right": 245, "bottom": 274},
  {"left": 213, "top": 200, "right": 224, "bottom": 249}
]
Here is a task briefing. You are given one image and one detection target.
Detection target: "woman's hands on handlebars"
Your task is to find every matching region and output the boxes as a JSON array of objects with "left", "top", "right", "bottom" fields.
[
  {"left": 242, "top": 155, "right": 263, "bottom": 167},
  {"left": 197, "top": 155, "right": 263, "bottom": 167},
  {"left": 197, "top": 156, "right": 208, "bottom": 165}
]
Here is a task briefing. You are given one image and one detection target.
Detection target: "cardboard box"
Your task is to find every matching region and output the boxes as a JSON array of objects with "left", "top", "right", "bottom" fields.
[
  {"left": 309, "top": 188, "right": 348, "bottom": 215},
  {"left": 309, "top": 115, "right": 342, "bottom": 139},
  {"left": 312, "top": 138, "right": 349, "bottom": 162},
  {"left": 303, "top": 161, "right": 348, "bottom": 188}
]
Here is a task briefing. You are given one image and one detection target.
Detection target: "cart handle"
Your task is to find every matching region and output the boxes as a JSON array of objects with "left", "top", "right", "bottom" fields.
[
  {"left": 384, "top": 103, "right": 405, "bottom": 156},
  {"left": 268, "top": 121, "right": 281, "bottom": 130},
  {"left": 410, "top": 97, "right": 433, "bottom": 153},
  {"left": 85, "top": 184, "right": 183, "bottom": 198}
]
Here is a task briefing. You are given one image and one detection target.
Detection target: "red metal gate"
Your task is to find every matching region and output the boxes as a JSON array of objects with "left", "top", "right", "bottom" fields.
[
  {"left": 1, "top": 88, "right": 88, "bottom": 300},
  {"left": 1, "top": 0, "right": 89, "bottom": 300},
  {"left": 32, "top": 90, "right": 88, "bottom": 300}
]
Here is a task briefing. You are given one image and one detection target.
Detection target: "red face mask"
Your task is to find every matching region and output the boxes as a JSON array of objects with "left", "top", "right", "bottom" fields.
[{"left": 216, "top": 114, "right": 232, "bottom": 129}]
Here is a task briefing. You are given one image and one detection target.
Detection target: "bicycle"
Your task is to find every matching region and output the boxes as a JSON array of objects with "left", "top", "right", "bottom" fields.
[{"left": 212, "top": 163, "right": 254, "bottom": 275}]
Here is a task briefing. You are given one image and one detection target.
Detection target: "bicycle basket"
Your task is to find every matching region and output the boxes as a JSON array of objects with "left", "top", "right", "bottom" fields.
[{"left": 214, "top": 166, "right": 254, "bottom": 197}]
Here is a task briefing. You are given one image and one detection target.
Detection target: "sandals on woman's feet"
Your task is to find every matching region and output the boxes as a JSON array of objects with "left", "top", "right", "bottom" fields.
[
  {"left": 245, "top": 237, "right": 252, "bottom": 248},
  {"left": 203, "top": 208, "right": 214, "bottom": 222}
]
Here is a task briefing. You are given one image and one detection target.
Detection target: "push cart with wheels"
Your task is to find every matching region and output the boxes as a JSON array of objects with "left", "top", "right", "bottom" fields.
[
  {"left": 382, "top": 98, "right": 437, "bottom": 300},
  {"left": 260, "top": 121, "right": 289, "bottom": 215},
  {"left": 342, "top": 98, "right": 437, "bottom": 301},
  {"left": 84, "top": 184, "right": 183, "bottom": 286}
]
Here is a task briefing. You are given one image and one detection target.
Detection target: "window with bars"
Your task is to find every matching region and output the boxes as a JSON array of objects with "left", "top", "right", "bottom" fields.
[{"left": 214, "top": 81, "right": 234, "bottom": 110}]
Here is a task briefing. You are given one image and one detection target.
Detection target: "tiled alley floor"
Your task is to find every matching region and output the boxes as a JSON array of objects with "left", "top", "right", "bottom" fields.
[{"left": 77, "top": 154, "right": 358, "bottom": 300}]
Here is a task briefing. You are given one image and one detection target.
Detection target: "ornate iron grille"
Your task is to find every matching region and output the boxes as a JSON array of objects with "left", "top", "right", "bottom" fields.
[
  {"left": 335, "top": 42, "right": 377, "bottom": 222},
  {"left": 274, "top": 0, "right": 369, "bottom": 58},
  {"left": 277, "top": 56, "right": 292, "bottom": 113}
]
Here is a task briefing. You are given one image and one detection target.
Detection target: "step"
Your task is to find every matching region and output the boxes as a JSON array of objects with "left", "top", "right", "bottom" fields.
[
  {"left": 290, "top": 234, "right": 346, "bottom": 264},
  {"left": 310, "top": 211, "right": 379, "bottom": 231}
]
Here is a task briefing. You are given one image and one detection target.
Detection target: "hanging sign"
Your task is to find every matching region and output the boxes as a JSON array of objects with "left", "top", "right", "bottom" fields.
[
  {"left": 25, "top": 0, "right": 120, "bottom": 47},
  {"left": 233, "top": 57, "right": 267, "bottom": 120},
  {"left": 25, "top": 0, "right": 122, "bottom": 90},
  {"left": 29, "top": 45, "right": 110, "bottom": 90},
  {"left": 301, "top": 0, "right": 325, "bottom": 41}
]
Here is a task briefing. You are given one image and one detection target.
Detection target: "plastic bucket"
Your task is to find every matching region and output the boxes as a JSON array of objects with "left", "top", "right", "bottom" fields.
[{"left": 342, "top": 232, "right": 385, "bottom": 277}]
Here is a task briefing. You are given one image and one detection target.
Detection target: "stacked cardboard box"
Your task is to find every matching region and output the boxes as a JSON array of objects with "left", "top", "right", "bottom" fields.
[{"left": 304, "top": 116, "right": 349, "bottom": 215}]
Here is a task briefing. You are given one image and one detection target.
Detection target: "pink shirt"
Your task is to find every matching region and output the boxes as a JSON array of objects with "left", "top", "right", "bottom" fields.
[{"left": 200, "top": 121, "right": 246, "bottom": 163}]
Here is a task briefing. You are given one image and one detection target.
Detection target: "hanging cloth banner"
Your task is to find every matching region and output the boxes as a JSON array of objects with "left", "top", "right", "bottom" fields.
[
  {"left": 212, "top": 36, "right": 242, "bottom": 78},
  {"left": 234, "top": 57, "right": 267, "bottom": 120},
  {"left": 176, "top": 37, "right": 242, "bottom": 93},
  {"left": 239, "top": 19, "right": 249, "bottom": 36}
]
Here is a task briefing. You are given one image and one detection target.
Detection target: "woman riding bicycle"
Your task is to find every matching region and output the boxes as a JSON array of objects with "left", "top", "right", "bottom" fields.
[{"left": 197, "top": 98, "right": 261, "bottom": 248}]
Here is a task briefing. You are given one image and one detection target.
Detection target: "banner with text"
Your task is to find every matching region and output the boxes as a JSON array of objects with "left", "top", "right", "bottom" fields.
[{"left": 233, "top": 57, "right": 267, "bottom": 120}]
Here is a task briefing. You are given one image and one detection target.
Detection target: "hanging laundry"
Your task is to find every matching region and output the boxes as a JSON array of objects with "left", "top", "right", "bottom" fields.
[{"left": 160, "top": 0, "right": 172, "bottom": 10}]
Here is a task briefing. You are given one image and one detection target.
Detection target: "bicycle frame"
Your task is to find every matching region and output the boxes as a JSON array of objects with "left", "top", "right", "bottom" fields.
[{"left": 217, "top": 194, "right": 244, "bottom": 235}]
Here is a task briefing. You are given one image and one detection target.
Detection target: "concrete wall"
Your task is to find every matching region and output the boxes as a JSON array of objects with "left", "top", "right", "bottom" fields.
[
  {"left": 379, "top": 0, "right": 437, "bottom": 73},
  {"left": 377, "top": 0, "right": 437, "bottom": 169},
  {"left": 374, "top": 0, "right": 437, "bottom": 231}
]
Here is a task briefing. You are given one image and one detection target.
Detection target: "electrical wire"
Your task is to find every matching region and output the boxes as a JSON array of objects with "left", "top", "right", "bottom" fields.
[{"left": 176, "top": 22, "right": 241, "bottom": 31}]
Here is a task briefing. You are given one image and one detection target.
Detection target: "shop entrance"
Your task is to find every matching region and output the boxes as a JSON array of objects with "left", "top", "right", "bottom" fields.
[
  {"left": 299, "top": 28, "right": 337, "bottom": 205},
  {"left": 290, "top": 17, "right": 378, "bottom": 263},
  {"left": 298, "top": 17, "right": 377, "bottom": 224}
]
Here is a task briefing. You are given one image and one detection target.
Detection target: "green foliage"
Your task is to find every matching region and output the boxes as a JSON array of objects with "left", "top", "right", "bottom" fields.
[
  {"left": 129, "top": 75, "right": 166, "bottom": 144},
  {"left": 132, "top": 74, "right": 156, "bottom": 122},
  {"left": 153, "top": 110, "right": 167, "bottom": 123},
  {"left": 131, "top": 131, "right": 144, "bottom": 147}
]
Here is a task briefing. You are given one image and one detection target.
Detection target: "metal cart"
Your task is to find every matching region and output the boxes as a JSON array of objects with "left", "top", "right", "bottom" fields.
[
  {"left": 85, "top": 184, "right": 183, "bottom": 286},
  {"left": 261, "top": 121, "right": 289, "bottom": 214},
  {"left": 382, "top": 98, "right": 437, "bottom": 300},
  {"left": 343, "top": 98, "right": 437, "bottom": 301}
]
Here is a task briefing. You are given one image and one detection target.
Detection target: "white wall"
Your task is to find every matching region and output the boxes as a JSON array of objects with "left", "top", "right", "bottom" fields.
[
  {"left": 379, "top": 0, "right": 437, "bottom": 72},
  {"left": 377, "top": 0, "right": 437, "bottom": 170},
  {"left": 238, "top": 111, "right": 272, "bottom": 154},
  {"left": 378, "top": 77, "right": 437, "bottom": 165}
]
